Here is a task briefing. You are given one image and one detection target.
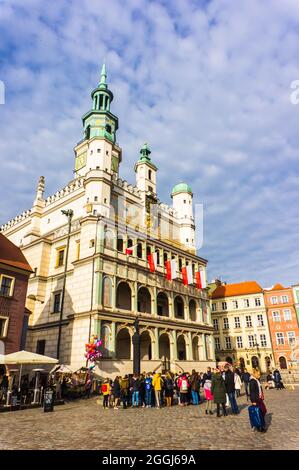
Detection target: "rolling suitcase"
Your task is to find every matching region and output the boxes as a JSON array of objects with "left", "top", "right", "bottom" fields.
[{"left": 248, "top": 405, "right": 263, "bottom": 430}]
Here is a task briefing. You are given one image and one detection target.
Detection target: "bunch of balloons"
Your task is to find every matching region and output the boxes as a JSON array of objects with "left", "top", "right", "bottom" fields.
[{"left": 85, "top": 335, "right": 102, "bottom": 362}]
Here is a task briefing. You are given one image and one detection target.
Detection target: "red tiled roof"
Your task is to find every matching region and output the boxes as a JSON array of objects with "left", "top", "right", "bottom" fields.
[
  {"left": 0, "top": 233, "right": 32, "bottom": 273},
  {"left": 211, "top": 281, "right": 263, "bottom": 299},
  {"left": 268, "top": 283, "right": 285, "bottom": 291}
]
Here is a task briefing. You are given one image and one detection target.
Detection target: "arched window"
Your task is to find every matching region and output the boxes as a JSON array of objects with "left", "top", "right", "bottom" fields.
[
  {"left": 137, "top": 287, "right": 151, "bottom": 314},
  {"left": 116, "top": 282, "right": 132, "bottom": 311},
  {"left": 104, "top": 226, "right": 114, "bottom": 250},
  {"left": 116, "top": 328, "right": 131, "bottom": 359},
  {"left": 148, "top": 169, "right": 152, "bottom": 181},
  {"left": 157, "top": 292, "right": 169, "bottom": 317},
  {"left": 100, "top": 324, "right": 110, "bottom": 357},
  {"left": 155, "top": 249, "right": 160, "bottom": 265},
  {"left": 117, "top": 234, "right": 124, "bottom": 252},
  {"left": 174, "top": 295, "right": 184, "bottom": 319},
  {"left": 102, "top": 276, "right": 112, "bottom": 307},
  {"left": 146, "top": 245, "right": 152, "bottom": 258},
  {"left": 177, "top": 335, "right": 186, "bottom": 360},
  {"left": 140, "top": 331, "right": 152, "bottom": 360},
  {"left": 189, "top": 299, "right": 197, "bottom": 322},
  {"left": 137, "top": 242, "right": 143, "bottom": 259},
  {"left": 163, "top": 252, "right": 168, "bottom": 265}
]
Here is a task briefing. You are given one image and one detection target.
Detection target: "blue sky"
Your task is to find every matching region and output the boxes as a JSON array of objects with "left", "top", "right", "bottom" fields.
[{"left": 0, "top": 0, "right": 299, "bottom": 287}]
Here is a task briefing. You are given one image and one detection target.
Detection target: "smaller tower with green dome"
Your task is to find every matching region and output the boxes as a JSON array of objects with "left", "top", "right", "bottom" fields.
[
  {"left": 134, "top": 143, "right": 158, "bottom": 195},
  {"left": 171, "top": 181, "right": 195, "bottom": 251}
]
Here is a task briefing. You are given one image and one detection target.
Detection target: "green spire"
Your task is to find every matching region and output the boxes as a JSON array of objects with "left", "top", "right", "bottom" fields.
[
  {"left": 99, "top": 63, "right": 107, "bottom": 89},
  {"left": 138, "top": 143, "right": 151, "bottom": 162}
]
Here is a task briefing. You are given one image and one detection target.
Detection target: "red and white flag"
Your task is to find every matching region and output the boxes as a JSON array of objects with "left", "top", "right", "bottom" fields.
[
  {"left": 195, "top": 269, "right": 207, "bottom": 289},
  {"left": 147, "top": 252, "right": 157, "bottom": 273},
  {"left": 181, "top": 265, "right": 193, "bottom": 285},
  {"left": 125, "top": 243, "right": 138, "bottom": 255},
  {"left": 165, "top": 259, "right": 178, "bottom": 280}
]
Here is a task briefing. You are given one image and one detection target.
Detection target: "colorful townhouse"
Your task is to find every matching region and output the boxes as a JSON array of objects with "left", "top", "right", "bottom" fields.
[
  {"left": 210, "top": 280, "right": 273, "bottom": 373},
  {"left": 264, "top": 284, "right": 299, "bottom": 369},
  {"left": 0, "top": 233, "right": 32, "bottom": 354}
]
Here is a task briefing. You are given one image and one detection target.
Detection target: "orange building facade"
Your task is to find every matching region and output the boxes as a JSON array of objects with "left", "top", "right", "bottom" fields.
[{"left": 264, "top": 284, "right": 299, "bottom": 369}]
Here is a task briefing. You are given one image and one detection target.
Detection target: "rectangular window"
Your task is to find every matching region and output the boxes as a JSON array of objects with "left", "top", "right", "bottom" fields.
[
  {"left": 287, "top": 331, "right": 296, "bottom": 345},
  {"left": 255, "top": 297, "right": 261, "bottom": 306},
  {"left": 281, "top": 295, "right": 289, "bottom": 304},
  {"left": 215, "top": 337, "right": 220, "bottom": 351},
  {"left": 56, "top": 248, "right": 65, "bottom": 267},
  {"left": 223, "top": 318, "right": 229, "bottom": 330},
  {"left": 284, "top": 309, "right": 292, "bottom": 321},
  {"left": 0, "top": 275, "right": 15, "bottom": 297},
  {"left": 53, "top": 293, "right": 61, "bottom": 313},
  {"left": 248, "top": 335, "right": 255, "bottom": 347},
  {"left": 260, "top": 334, "right": 267, "bottom": 347},
  {"left": 212, "top": 303, "right": 217, "bottom": 312},
  {"left": 271, "top": 296, "right": 278, "bottom": 305},
  {"left": 232, "top": 300, "right": 238, "bottom": 309},
  {"left": 234, "top": 316, "right": 241, "bottom": 328},
  {"left": 272, "top": 311, "right": 281, "bottom": 322},
  {"left": 257, "top": 314, "right": 264, "bottom": 327},
  {"left": 276, "top": 332, "right": 284, "bottom": 345},
  {"left": 0, "top": 317, "right": 9, "bottom": 337},
  {"left": 246, "top": 315, "right": 252, "bottom": 328},
  {"left": 36, "top": 340, "right": 46, "bottom": 355},
  {"left": 236, "top": 336, "right": 243, "bottom": 348},
  {"left": 213, "top": 318, "right": 219, "bottom": 331},
  {"left": 225, "top": 336, "right": 231, "bottom": 349},
  {"left": 222, "top": 301, "right": 227, "bottom": 310},
  {"left": 244, "top": 299, "right": 250, "bottom": 308}
]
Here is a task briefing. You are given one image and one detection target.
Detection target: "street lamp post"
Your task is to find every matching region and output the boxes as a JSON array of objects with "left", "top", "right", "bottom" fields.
[{"left": 56, "top": 209, "right": 73, "bottom": 361}]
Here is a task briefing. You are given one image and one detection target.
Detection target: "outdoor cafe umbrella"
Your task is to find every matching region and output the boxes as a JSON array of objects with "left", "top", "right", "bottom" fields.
[{"left": 2, "top": 350, "right": 58, "bottom": 391}]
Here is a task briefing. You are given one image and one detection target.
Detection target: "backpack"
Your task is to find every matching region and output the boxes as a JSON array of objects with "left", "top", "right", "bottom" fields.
[
  {"left": 181, "top": 378, "right": 188, "bottom": 391},
  {"left": 166, "top": 379, "right": 173, "bottom": 391},
  {"left": 102, "top": 383, "right": 108, "bottom": 393}
]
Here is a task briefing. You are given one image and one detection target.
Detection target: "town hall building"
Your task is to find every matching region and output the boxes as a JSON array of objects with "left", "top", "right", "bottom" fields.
[{"left": 0, "top": 65, "right": 215, "bottom": 376}]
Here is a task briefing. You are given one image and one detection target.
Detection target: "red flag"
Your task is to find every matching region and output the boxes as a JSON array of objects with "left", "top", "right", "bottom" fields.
[
  {"left": 125, "top": 243, "right": 137, "bottom": 255},
  {"left": 147, "top": 252, "right": 157, "bottom": 272},
  {"left": 181, "top": 265, "right": 193, "bottom": 285},
  {"left": 165, "top": 259, "right": 177, "bottom": 280},
  {"left": 196, "top": 269, "right": 206, "bottom": 289}
]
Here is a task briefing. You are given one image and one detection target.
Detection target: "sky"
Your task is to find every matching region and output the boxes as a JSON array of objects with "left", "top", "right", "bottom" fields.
[{"left": 0, "top": 0, "right": 299, "bottom": 288}]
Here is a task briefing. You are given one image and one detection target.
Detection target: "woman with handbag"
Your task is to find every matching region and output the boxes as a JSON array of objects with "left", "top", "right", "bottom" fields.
[{"left": 249, "top": 369, "right": 267, "bottom": 432}]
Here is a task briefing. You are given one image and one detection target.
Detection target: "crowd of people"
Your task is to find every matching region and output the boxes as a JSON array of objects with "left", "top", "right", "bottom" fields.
[{"left": 99, "top": 365, "right": 269, "bottom": 431}]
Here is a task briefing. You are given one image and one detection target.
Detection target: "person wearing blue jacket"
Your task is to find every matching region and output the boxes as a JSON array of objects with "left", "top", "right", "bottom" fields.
[{"left": 144, "top": 373, "right": 153, "bottom": 407}]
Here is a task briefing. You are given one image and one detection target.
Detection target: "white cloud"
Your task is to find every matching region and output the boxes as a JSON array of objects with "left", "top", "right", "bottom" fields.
[{"left": 0, "top": 0, "right": 299, "bottom": 286}]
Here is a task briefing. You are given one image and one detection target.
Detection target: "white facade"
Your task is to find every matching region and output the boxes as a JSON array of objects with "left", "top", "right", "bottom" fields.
[{"left": 0, "top": 70, "right": 214, "bottom": 377}]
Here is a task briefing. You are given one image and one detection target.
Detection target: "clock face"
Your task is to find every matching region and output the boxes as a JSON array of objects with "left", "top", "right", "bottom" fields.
[{"left": 75, "top": 152, "right": 87, "bottom": 170}]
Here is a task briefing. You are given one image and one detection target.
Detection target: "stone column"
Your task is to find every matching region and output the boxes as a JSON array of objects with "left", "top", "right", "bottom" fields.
[
  {"left": 209, "top": 335, "right": 216, "bottom": 360},
  {"left": 171, "top": 330, "right": 178, "bottom": 361},
  {"left": 153, "top": 327, "right": 159, "bottom": 360},
  {"left": 133, "top": 281, "right": 138, "bottom": 313},
  {"left": 95, "top": 316, "right": 101, "bottom": 338},
  {"left": 112, "top": 275, "right": 117, "bottom": 310},
  {"left": 169, "top": 291, "right": 174, "bottom": 319},
  {"left": 202, "top": 333, "right": 207, "bottom": 360},
  {"left": 110, "top": 321, "right": 116, "bottom": 359},
  {"left": 153, "top": 286, "right": 157, "bottom": 316},
  {"left": 187, "top": 331, "right": 193, "bottom": 361}
]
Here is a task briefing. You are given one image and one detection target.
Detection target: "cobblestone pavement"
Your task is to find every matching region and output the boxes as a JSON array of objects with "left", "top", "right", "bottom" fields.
[{"left": 1, "top": 388, "right": 299, "bottom": 450}]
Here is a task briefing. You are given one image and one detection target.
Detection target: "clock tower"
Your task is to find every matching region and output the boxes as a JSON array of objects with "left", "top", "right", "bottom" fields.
[{"left": 74, "top": 64, "right": 122, "bottom": 178}]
